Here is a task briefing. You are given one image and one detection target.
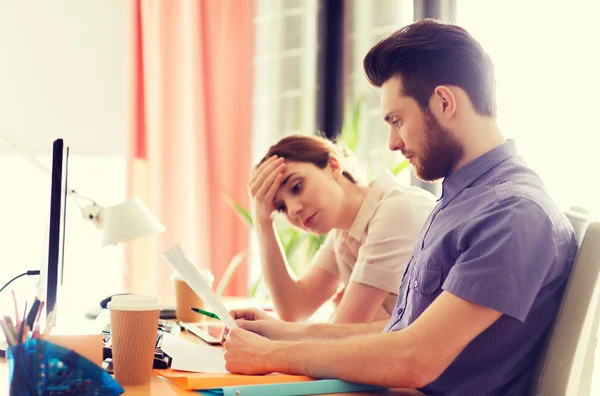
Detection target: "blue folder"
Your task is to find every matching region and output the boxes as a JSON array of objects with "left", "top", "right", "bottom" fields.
[{"left": 197, "top": 379, "right": 386, "bottom": 396}]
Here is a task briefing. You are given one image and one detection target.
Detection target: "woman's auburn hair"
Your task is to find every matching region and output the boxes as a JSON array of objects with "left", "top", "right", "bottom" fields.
[{"left": 257, "top": 134, "right": 358, "bottom": 183}]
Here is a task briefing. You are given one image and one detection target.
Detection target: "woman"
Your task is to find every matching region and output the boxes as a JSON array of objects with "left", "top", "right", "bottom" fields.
[{"left": 249, "top": 135, "right": 435, "bottom": 323}]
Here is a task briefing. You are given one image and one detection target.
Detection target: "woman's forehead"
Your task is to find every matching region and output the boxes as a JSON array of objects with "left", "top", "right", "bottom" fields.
[{"left": 282, "top": 160, "right": 317, "bottom": 174}]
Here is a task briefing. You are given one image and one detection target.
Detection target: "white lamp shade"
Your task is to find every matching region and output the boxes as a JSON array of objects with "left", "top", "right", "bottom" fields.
[{"left": 101, "top": 198, "right": 165, "bottom": 246}]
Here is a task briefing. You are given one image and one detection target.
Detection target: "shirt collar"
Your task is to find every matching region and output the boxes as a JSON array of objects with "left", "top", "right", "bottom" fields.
[
  {"left": 347, "top": 171, "right": 395, "bottom": 240},
  {"left": 440, "top": 140, "right": 518, "bottom": 207}
]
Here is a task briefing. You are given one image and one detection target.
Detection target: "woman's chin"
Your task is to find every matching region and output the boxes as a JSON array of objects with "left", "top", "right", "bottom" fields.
[{"left": 310, "top": 224, "right": 331, "bottom": 236}]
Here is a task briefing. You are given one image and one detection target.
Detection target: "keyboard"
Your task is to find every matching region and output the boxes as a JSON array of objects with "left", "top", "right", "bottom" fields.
[{"left": 96, "top": 309, "right": 180, "bottom": 370}]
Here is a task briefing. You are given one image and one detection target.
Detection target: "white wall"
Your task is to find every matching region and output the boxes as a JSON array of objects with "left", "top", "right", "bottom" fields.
[
  {"left": 456, "top": 0, "right": 600, "bottom": 217},
  {"left": 0, "top": 1, "right": 128, "bottom": 321},
  {"left": 0, "top": 0, "right": 126, "bottom": 155}
]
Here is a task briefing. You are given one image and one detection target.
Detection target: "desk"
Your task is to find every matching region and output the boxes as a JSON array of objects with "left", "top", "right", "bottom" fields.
[
  {"left": 0, "top": 329, "right": 424, "bottom": 396},
  {"left": 122, "top": 375, "right": 424, "bottom": 396},
  {"left": 124, "top": 330, "right": 424, "bottom": 395}
]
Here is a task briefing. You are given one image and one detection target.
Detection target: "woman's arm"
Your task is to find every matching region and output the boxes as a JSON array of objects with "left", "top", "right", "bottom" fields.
[
  {"left": 329, "top": 281, "right": 390, "bottom": 323},
  {"left": 248, "top": 156, "right": 341, "bottom": 322},
  {"left": 330, "top": 184, "right": 435, "bottom": 323},
  {"left": 257, "top": 220, "right": 340, "bottom": 322}
]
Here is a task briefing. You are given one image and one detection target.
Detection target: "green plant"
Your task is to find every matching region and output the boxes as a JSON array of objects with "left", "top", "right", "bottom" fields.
[
  {"left": 222, "top": 193, "right": 325, "bottom": 297},
  {"left": 338, "top": 97, "right": 410, "bottom": 178}
]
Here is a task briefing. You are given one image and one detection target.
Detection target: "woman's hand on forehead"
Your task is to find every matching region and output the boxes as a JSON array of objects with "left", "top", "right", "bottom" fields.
[{"left": 248, "top": 156, "right": 287, "bottom": 224}]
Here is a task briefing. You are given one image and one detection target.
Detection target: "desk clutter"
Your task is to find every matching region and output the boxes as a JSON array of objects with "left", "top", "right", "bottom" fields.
[
  {"left": 1, "top": 297, "right": 124, "bottom": 395},
  {"left": 100, "top": 314, "right": 181, "bottom": 371},
  {"left": 157, "top": 244, "right": 388, "bottom": 395},
  {"left": 7, "top": 339, "right": 124, "bottom": 396},
  {"left": 0, "top": 243, "right": 386, "bottom": 395}
]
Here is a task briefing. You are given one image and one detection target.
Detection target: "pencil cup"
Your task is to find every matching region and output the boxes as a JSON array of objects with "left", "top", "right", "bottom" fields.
[
  {"left": 7, "top": 339, "right": 124, "bottom": 395},
  {"left": 173, "top": 270, "right": 214, "bottom": 323},
  {"left": 108, "top": 295, "right": 160, "bottom": 386}
]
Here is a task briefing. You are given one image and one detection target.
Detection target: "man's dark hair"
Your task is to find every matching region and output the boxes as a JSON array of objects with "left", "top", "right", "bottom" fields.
[{"left": 363, "top": 19, "right": 496, "bottom": 117}]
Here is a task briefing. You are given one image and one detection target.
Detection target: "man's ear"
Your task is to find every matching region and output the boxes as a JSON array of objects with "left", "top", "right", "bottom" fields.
[
  {"left": 430, "top": 85, "right": 457, "bottom": 122},
  {"left": 327, "top": 156, "right": 343, "bottom": 180}
]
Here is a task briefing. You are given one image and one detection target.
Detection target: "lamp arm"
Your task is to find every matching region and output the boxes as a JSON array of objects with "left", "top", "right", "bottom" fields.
[
  {"left": 68, "top": 189, "right": 105, "bottom": 228},
  {"left": 68, "top": 188, "right": 97, "bottom": 208},
  {"left": 81, "top": 203, "right": 105, "bottom": 229}
]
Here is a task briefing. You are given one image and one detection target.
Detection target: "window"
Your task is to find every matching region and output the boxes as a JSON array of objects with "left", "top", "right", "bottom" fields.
[
  {"left": 249, "top": 0, "right": 319, "bottom": 292},
  {"left": 348, "top": 0, "right": 415, "bottom": 183},
  {"left": 252, "top": 0, "right": 319, "bottom": 162}
]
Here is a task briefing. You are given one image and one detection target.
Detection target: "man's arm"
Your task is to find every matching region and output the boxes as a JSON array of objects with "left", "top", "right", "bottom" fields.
[
  {"left": 224, "top": 291, "right": 501, "bottom": 388},
  {"left": 303, "top": 317, "right": 388, "bottom": 338},
  {"left": 231, "top": 308, "right": 387, "bottom": 341}
]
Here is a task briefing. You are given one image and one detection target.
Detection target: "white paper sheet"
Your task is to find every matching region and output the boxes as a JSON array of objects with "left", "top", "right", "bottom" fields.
[
  {"left": 161, "top": 334, "right": 229, "bottom": 373},
  {"left": 162, "top": 244, "right": 238, "bottom": 329}
]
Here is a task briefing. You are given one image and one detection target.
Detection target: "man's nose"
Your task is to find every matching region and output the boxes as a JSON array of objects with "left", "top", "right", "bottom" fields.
[{"left": 389, "top": 130, "right": 404, "bottom": 152}]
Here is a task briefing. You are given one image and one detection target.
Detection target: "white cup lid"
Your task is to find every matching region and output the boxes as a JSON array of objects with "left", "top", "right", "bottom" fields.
[{"left": 107, "top": 295, "right": 161, "bottom": 311}]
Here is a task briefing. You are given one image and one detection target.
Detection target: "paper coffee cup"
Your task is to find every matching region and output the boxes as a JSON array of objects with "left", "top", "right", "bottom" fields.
[
  {"left": 108, "top": 295, "right": 160, "bottom": 386},
  {"left": 172, "top": 270, "right": 214, "bottom": 323}
]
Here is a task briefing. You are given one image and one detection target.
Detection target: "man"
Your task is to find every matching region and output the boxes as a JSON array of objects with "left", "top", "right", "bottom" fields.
[{"left": 222, "top": 19, "right": 577, "bottom": 396}]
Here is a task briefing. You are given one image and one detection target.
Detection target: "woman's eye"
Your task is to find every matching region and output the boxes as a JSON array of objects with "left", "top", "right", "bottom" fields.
[
  {"left": 291, "top": 181, "right": 303, "bottom": 194},
  {"left": 392, "top": 119, "right": 402, "bottom": 127}
]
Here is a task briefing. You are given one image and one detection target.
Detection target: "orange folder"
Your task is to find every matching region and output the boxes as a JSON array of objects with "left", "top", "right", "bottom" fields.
[{"left": 154, "top": 368, "right": 314, "bottom": 391}]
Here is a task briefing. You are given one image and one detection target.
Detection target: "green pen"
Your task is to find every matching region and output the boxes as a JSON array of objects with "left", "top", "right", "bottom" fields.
[{"left": 190, "top": 307, "right": 221, "bottom": 320}]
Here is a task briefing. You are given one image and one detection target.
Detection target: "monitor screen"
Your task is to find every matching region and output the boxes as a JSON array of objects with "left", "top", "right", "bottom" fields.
[{"left": 39, "top": 138, "right": 69, "bottom": 321}]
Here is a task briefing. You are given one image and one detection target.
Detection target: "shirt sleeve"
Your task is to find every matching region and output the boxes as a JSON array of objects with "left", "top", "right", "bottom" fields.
[
  {"left": 443, "top": 197, "right": 557, "bottom": 322},
  {"left": 310, "top": 232, "right": 340, "bottom": 278},
  {"left": 349, "top": 192, "right": 431, "bottom": 294}
]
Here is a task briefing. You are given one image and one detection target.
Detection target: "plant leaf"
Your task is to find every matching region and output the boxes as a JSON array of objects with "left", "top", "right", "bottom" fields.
[
  {"left": 339, "top": 99, "right": 363, "bottom": 152},
  {"left": 215, "top": 250, "right": 248, "bottom": 297},
  {"left": 223, "top": 192, "right": 253, "bottom": 229},
  {"left": 249, "top": 276, "right": 262, "bottom": 298},
  {"left": 307, "top": 233, "right": 327, "bottom": 258},
  {"left": 284, "top": 231, "right": 301, "bottom": 257},
  {"left": 351, "top": 99, "right": 363, "bottom": 149},
  {"left": 389, "top": 159, "right": 411, "bottom": 176}
]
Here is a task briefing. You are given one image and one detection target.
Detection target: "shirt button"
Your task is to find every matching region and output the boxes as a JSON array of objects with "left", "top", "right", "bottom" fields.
[
  {"left": 397, "top": 308, "right": 404, "bottom": 315},
  {"left": 413, "top": 280, "right": 419, "bottom": 288}
]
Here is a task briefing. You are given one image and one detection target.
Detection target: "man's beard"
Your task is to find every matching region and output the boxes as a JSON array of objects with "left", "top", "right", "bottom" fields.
[{"left": 412, "top": 110, "right": 464, "bottom": 182}]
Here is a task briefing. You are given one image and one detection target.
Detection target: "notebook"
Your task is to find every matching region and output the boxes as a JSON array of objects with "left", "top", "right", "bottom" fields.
[
  {"left": 198, "top": 379, "right": 385, "bottom": 395},
  {"left": 154, "top": 369, "right": 386, "bottom": 395}
]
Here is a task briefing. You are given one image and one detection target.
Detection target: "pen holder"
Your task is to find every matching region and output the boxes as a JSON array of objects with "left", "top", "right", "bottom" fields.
[{"left": 7, "top": 339, "right": 124, "bottom": 396}]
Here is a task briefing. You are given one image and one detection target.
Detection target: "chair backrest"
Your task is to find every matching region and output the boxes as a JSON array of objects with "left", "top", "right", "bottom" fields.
[{"left": 529, "top": 213, "right": 599, "bottom": 395}]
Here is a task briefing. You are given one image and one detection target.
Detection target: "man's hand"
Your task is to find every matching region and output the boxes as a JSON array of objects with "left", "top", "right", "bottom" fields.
[
  {"left": 222, "top": 328, "right": 281, "bottom": 375},
  {"left": 220, "top": 308, "right": 308, "bottom": 343},
  {"left": 230, "top": 308, "right": 277, "bottom": 322},
  {"left": 220, "top": 308, "right": 276, "bottom": 343}
]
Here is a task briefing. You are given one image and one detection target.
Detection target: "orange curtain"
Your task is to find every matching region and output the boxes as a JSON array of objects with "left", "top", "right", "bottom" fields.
[{"left": 125, "top": 0, "right": 254, "bottom": 302}]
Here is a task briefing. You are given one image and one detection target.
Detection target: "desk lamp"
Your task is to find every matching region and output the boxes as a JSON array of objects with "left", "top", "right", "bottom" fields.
[{"left": 73, "top": 192, "right": 165, "bottom": 246}]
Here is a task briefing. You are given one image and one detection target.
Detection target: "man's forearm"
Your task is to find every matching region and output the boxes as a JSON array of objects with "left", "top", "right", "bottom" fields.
[
  {"left": 267, "top": 331, "right": 424, "bottom": 388},
  {"left": 302, "top": 319, "right": 387, "bottom": 339}
]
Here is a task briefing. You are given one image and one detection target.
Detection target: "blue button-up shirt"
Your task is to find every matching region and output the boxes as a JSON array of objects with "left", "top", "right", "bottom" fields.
[{"left": 384, "top": 141, "right": 577, "bottom": 396}]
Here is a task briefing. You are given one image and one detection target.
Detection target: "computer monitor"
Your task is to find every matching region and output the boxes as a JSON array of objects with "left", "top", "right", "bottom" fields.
[{"left": 40, "top": 138, "right": 69, "bottom": 320}]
